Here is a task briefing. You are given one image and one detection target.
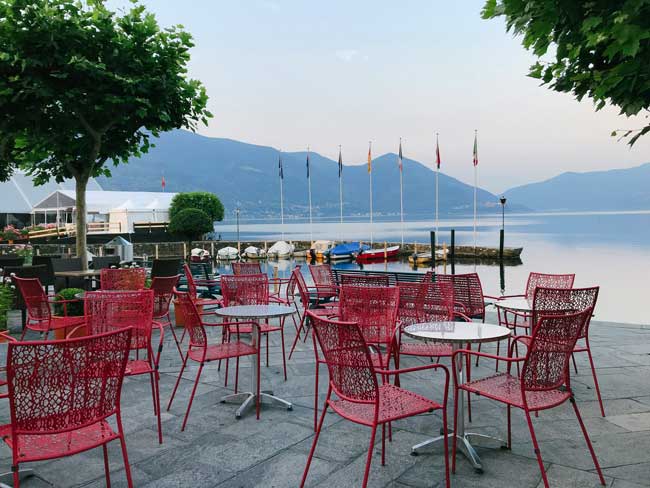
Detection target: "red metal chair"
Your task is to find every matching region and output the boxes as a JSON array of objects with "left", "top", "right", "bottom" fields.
[
  {"left": 100, "top": 267, "right": 146, "bottom": 290},
  {"left": 221, "top": 274, "right": 289, "bottom": 381},
  {"left": 13, "top": 276, "right": 85, "bottom": 340},
  {"left": 515, "top": 286, "right": 604, "bottom": 416},
  {"left": 301, "top": 312, "right": 450, "bottom": 488},
  {"left": 167, "top": 291, "right": 259, "bottom": 427},
  {"left": 451, "top": 309, "right": 604, "bottom": 487},
  {"left": 340, "top": 273, "right": 390, "bottom": 287},
  {"left": 232, "top": 262, "right": 262, "bottom": 275},
  {"left": 308, "top": 264, "right": 338, "bottom": 302},
  {"left": 0, "top": 332, "right": 17, "bottom": 397},
  {"left": 151, "top": 275, "right": 183, "bottom": 359},
  {"left": 84, "top": 290, "right": 164, "bottom": 444},
  {"left": 0, "top": 329, "right": 134, "bottom": 488}
]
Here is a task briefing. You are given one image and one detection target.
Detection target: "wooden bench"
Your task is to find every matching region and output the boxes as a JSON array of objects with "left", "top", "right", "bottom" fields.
[{"left": 331, "top": 268, "right": 433, "bottom": 285}]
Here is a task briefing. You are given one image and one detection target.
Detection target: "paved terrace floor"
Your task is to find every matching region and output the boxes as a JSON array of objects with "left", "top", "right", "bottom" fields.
[{"left": 2, "top": 310, "right": 650, "bottom": 488}]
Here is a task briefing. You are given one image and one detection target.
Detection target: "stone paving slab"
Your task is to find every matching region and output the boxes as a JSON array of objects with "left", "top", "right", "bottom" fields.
[{"left": 1, "top": 311, "right": 649, "bottom": 487}]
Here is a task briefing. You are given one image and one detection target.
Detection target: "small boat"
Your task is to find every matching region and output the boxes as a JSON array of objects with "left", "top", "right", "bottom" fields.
[
  {"left": 190, "top": 248, "right": 211, "bottom": 263},
  {"left": 293, "top": 249, "right": 309, "bottom": 258},
  {"left": 244, "top": 246, "right": 267, "bottom": 260},
  {"left": 310, "top": 240, "right": 334, "bottom": 260},
  {"left": 356, "top": 245, "right": 400, "bottom": 263},
  {"left": 329, "top": 242, "right": 370, "bottom": 261},
  {"left": 216, "top": 246, "right": 239, "bottom": 260},
  {"left": 408, "top": 249, "right": 448, "bottom": 266},
  {"left": 267, "top": 241, "right": 295, "bottom": 259}
]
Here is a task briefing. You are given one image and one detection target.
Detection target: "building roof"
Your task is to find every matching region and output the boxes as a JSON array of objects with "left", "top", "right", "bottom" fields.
[
  {"left": 32, "top": 190, "right": 177, "bottom": 213},
  {"left": 0, "top": 172, "right": 103, "bottom": 214}
]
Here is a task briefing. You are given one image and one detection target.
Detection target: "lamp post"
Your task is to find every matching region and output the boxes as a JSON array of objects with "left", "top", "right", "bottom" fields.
[
  {"left": 499, "top": 196, "right": 507, "bottom": 231},
  {"left": 499, "top": 196, "right": 507, "bottom": 293}
]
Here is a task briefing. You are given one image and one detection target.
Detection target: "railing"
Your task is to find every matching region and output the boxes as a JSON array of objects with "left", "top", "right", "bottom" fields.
[{"left": 28, "top": 222, "right": 122, "bottom": 239}]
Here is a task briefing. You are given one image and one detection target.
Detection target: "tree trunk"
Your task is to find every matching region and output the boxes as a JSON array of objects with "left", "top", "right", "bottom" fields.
[{"left": 75, "top": 175, "right": 89, "bottom": 270}]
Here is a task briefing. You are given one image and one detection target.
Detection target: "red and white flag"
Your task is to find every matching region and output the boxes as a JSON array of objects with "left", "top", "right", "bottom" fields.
[
  {"left": 436, "top": 134, "right": 441, "bottom": 169},
  {"left": 473, "top": 132, "right": 479, "bottom": 166},
  {"left": 161, "top": 175, "right": 166, "bottom": 191}
]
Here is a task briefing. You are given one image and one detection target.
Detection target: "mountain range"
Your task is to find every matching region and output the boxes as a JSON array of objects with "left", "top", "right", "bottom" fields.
[{"left": 98, "top": 129, "right": 650, "bottom": 216}]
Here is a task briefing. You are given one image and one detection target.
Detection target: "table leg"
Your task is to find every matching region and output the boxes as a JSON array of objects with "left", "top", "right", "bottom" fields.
[{"left": 220, "top": 320, "right": 293, "bottom": 418}]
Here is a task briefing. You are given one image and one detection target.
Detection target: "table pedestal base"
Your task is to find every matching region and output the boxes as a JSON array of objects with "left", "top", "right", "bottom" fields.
[
  {"left": 0, "top": 468, "right": 35, "bottom": 488},
  {"left": 221, "top": 390, "right": 293, "bottom": 418},
  {"left": 411, "top": 432, "right": 507, "bottom": 472}
]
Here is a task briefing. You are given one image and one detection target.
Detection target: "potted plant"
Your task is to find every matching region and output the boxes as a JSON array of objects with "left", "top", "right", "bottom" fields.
[
  {"left": 2, "top": 225, "right": 20, "bottom": 244},
  {"left": 53, "top": 287, "right": 85, "bottom": 339},
  {"left": 0, "top": 278, "right": 14, "bottom": 340}
]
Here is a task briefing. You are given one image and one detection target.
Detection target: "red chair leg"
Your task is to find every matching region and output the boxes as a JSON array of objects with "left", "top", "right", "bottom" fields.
[
  {"left": 181, "top": 363, "right": 204, "bottom": 431},
  {"left": 524, "top": 409, "right": 550, "bottom": 488},
  {"left": 300, "top": 396, "right": 330, "bottom": 488},
  {"left": 103, "top": 443, "right": 111, "bottom": 488},
  {"left": 585, "top": 344, "right": 606, "bottom": 417},
  {"left": 361, "top": 424, "right": 379, "bottom": 488},
  {"left": 167, "top": 319, "right": 183, "bottom": 359},
  {"left": 289, "top": 312, "right": 308, "bottom": 359},
  {"left": 571, "top": 352, "right": 579, "bottom": 374},
  {"left": 266, "top": 332, "right": 270, "bottom": 367},
  {"left": 314, "top": 359, "right": 319, "bottom": 432},
  {"left": 571, "top": 397, "right": 606, "bottom": 485},
  {"left": 117, "top": 431, "right": 134, "bottom": 488},
  {"left": 152, "top": 370, "right": 163, "bottom": 444},
  {"left": 224, "top": 358, "right": 230, "bottom": 387},
  {"left": 441, "top": 403, "right": 450, "bottom": 488},
  {"left": 167, "top": 353, "right": 188, "bottom": 411}
]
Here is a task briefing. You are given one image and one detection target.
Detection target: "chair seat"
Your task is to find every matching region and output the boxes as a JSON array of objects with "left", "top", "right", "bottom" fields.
[
  {"left": 329, "top": 384, "right": 441, "bottom": 426},
  {"left": 0, "top": 420, "right": 119, "bottom": 463},
  {"left": 460, "top": 373, "right": 571, "bottom": 410},
  {"left": 189, "top": 341, "right": 257, "bottom": 362},
  {"left": 125, "top": 359, "right": 154, "bottom": 376},
  {"left": 400, "top": 342, "right": 453, "bottom": 358}
]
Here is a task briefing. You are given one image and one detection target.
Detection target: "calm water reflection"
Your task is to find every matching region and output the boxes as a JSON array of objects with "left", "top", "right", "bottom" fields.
[{"left": 214, "top": 212, "right": 650, "bottom": 325}]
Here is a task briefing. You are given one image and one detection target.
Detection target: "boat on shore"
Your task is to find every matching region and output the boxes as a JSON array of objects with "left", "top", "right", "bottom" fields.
[
  {"left": 267, "top": 241, "right": 295, "bottom": 259},
  {"left": 356, "top": 245, "right": 400, "bottom": 263},
  {"left": 244, "top": 246, "right": 267, "bottom": 260},
  {"left": 310, "top": 240, "right": 334, "bottom": 260},
  {"left": 409, "top": 246, "right": 523, "bottom": 264},
  {"left": 329, "top": 242, "right": 369, "bottom": 261},
  {"left": 190, "top": 248, "right": 211, "bottom": 263},
  {"left": 216, "top": 246, "right": 239, "bottom": 260}
]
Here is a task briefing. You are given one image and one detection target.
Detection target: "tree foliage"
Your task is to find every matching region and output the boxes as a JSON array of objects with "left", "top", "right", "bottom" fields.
[
  {"left": 0, "top": 0, "right": 212, "bottom": 263},
  {"left": 168, "top": 208, "right": 213, "bottom": 242},
  {"left": 169, "top": 192, "right": 224, "bottom": 223},
  {"left": 482, "top": 0, "right": 650, "bottom": 145}
]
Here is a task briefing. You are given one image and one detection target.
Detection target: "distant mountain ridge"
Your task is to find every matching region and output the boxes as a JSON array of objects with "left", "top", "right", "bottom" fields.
[
  {"left": 504, "top": 163, "right": 650, "bottom": 212},
  {"left": 98, "top": 129, "right": 521, "bottom": 217}
]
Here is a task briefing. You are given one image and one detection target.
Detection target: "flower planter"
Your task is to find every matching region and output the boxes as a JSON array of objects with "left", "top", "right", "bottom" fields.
[
  {"left": 53, "top": 318, "right": 86, "bottom": 340},
  {"left": 0, "top": 331, "right": 9, "bottom": 343}
]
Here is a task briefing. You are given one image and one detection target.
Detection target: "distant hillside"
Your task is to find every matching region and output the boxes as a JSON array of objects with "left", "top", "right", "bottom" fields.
[
  {"left": 504, "top": 163, "right": 650, "bottom": 211},
  {"left": 98, "top": 129, "right": 523, "bottom": 217}
]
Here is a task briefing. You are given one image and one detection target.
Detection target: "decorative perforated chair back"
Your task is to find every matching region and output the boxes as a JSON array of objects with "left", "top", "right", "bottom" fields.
[
  {"left": 309, "top": 264, "right": 337, "bottom": 294},
  {"left": 151, "top": 275, "right": 181, "bottom": 319},
  {"left": 100, "top": 267, "right": 146, "bottom": 290},
  {"left": 183, "top": 264, "right": 198, "bottom": 297},
  {"left": 397, "top": 282, "right": 422, "bottom": 327},
  {"left": 532, "top": 286, "right": 599, "bottom": 339},
  {"left": 525, "top": 272, "right": 575, "bottom": 302},
  {"left": 339, "top": 285, "right": 400, "bottom": 346},
  {"left": 417, "top": 281, "right": 455, "bottom": 323},
  {"left": 173, "top": 291, "right": 207, "bottom": 349},
  {"left": 293, "top": 268, "right": 312, "bottom": 310},
  {"left": 340, "top": 274, "right": 390, "bottom": 287},
  {"left": 7, "top": 328, "right": 131, "bottom": 435},
  {"left": 284, "top": 266, "right": 300, "bottom": 303},
  {"left": 85, "top": 290, "right": 154, "bottom": 351},
  {"left": 309, "top": 312, "right": 379, "bottom": 403},
  {"left": 422, "top": 270, "right": 435, "bottom": 283},
  {"left": 13, "top": 277, "right": 50, "bottom": 322},
  {"left": 232, "top": 262, "right": 262, "bottom": 275},
  {"left": 221, "top": 274, "right": 269, "bottom": 306},
  {"left": 435, "top": 273, "right": 485, "bottom": 319},
  {"left": 521, "top": 309, "right": 592, "bottom": 394}
]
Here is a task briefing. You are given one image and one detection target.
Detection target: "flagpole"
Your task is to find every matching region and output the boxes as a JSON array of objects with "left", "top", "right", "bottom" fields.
[
  {"left": 307, "top": 146, "right": 313, "bottom": 244},
  {"left": 473, "top": 130, "right": 478, "bottom": 251},
  {"left": 368, "top": 141, "right": 373, "bottom": 246},
  {"left": 279, "top": 151, "right": 285, "bottom": 241},
  {"left": 435, "top": 133, "right": 440, "bottom": 247},
  {"left": 398, "top": 138, "right": 404, "bottom": 246},
  {"left": 338, "top": 145, "right": 343, "bottom": 241}
]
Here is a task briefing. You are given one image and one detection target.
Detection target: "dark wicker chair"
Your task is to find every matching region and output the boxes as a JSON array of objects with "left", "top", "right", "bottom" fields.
[
  {"left": 51, "top": 257, "right": 85, "bottom": 291},
  {"left": 151, "top": 258, "right": 182, "bottom": 279},
  {"left": 92, "top": 256, "right": 121, "bottom": 270}
]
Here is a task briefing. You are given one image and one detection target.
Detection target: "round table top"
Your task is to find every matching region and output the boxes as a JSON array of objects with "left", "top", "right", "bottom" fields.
[
  {"left": 493, "top": 298, "right": 532, "bottom": 312},
  {"left": 403, "top": 321, "right": 511, "bottom": 344},
  {"left": 213, "top": 304, "right": 295, "bottom": 319}
]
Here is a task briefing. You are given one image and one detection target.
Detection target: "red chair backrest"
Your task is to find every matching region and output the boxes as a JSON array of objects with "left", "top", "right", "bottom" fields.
[
  {"left": 339, "top": 285, "right": 399, "bottom": 346},
  {"left": 522, "top": 308, "right": 592, "bottom": 394},
  {"left": 232, "top": 262, "right": 262, "bottom": 275},
  {"left": 525, "top": 272, "right": 575, "bottom": 302},
  {"left": 340, "top": 274, "right": 390, "bottom": 287},
  {"left": 100, "top": 267, "right": 146, "bottom": 290},
  {"left": 293, "top": 267, "right": 312, "bottom": 311},
  {"left": 417, "top": 281, "right": 455, "bottom": 323},
  {"left": 309, "top": 264, "right": 336, "bottom": 294},
  {"left": 221, "top": 274, "right": 269, "bottom": 306},
  {"left": 151, "top": 275, "right": 181, "bottom": 318},
  {"left": 12, "top": 276, "right": 49, "bottom": 322},
  {"left": 308, "top": 312, "right": 379, "bottom": 404},
  {"left": 6, "top": 328, "right": 131, "bottom": 435},
  {"left": 435, "top": 273, "right": 485, "bottom": 319},
  {"left": 532, "top": 286, "right": 599, "bottom": 339},
  {"left": 84, "top": 290, "right": 154, "bottom": 351},
  {"left": 397, "top": 282, "right": 422, "bottom": 327},
  {"left": 173, "top": 291, "right": 207, "bottom": 351}
]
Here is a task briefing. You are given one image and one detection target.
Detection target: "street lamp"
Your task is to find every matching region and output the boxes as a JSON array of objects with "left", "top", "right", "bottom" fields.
[{"left": 499, "top": 196, "right": 507, "bottom": 230}]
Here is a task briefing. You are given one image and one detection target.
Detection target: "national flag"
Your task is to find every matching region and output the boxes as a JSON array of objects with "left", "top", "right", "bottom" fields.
[
  {"left": 397, "top": 139, "right": 403, "bottom": 172},
  {"left": 278, "top": 154, "right": 284, "bottom": 179},
  {"left": 367, "top": 143, "right": 372, "bottom": 173},
  {"left": 473, "top": 132, "right": 479, "bottom": 166},
  {"left": 338, "top": 147, "right": 343, "bottom": 177},
  {"left": 435, "top": 134, "right": 441, "bottom": 169},
  {"left": 306, "top": 151, "right": 310, "bottom": 179},
  {"left": 161, "top": 175, "right": 166, "bottom": 190}
]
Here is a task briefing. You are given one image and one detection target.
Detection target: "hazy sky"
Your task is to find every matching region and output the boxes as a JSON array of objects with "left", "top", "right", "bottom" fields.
[{"left": 109, "top": 0, "right": 650, "bottom": 193}]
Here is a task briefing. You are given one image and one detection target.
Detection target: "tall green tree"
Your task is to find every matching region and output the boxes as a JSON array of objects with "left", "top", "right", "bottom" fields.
[
  {"left": 169, "top": 192, "right": 225, "bottom": 223},
  {"left": 0, "top": 0, "right": 212, "bottom": 266},
  {"left": 482, "top": 0, "right": 650, "bottom": 145}
]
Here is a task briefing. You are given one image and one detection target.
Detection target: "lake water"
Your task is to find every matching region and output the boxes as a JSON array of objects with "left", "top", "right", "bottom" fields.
[{"left": 214, "top": 211, "right": 650, "bottom": 325}]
